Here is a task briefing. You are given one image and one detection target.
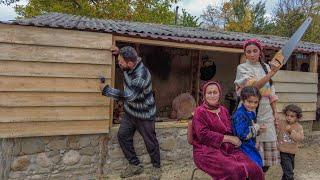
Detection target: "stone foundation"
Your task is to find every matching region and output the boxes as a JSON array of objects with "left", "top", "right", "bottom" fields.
[
  {"left": 0, "top": 122, "right": 193, "bottom": 179},
  {"left": 1, "top": 135, "right": 104, "bottom": 180},
  {"left": 1, "top": 121, "right": 318, "bottom": 180},
  {"left": 103, "top": 124, "right": 192, "bottom": 176}
]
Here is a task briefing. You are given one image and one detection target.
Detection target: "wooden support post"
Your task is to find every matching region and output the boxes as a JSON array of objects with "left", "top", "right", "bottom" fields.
[
  {"left": 240, "top": 54, "right": 246, "bottom": 64},
  {"left": 291, "top": 55, "right": 297, "bottom": 71},
  {"left": 196, "top": 51, "right": 201, "bottom": 104},
  {"left": 110, "top": 36, "right": 116, "bottom": 128},
  {"left": 310, "top": 53, "right": 318, "bottom": 73}
]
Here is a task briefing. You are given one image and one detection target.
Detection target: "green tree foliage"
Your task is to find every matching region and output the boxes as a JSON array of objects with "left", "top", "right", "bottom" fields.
[
  {"left": 272, "top": 0, "right": 320, "bottom": 43},
  {"left": 178, "top": 8, "right": 202, "bottom": 27},
  {"left": 11, "top": 0, "right": 180, "bottom": 25},
  {"left": 201, "top": 0, "right": 269, "bottom": 33}
]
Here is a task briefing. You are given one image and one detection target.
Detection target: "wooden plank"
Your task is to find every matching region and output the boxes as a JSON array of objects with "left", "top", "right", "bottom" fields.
[
  {"left": 0, "top": 43, "right": 112, "bottom": 65},
  {"left": 109, "top": 37, "right": 116, "bottom": 128},
  {"left": 114, "top": 36, "right": 243, "bottom": 53},
  {"left": 0, "top": 92, "right": 111, "bottom": 107},
  {"left": 0, "top": 24, "right": 112, "bottom": 49},
  {"left": 277, "top": 102, "right": 317, "bottom": 112},
  {"left": 0, "top": 106, "right": 110, "bottom": 122},
  {"left": 278, "top": 111, "right": 315, "bottom": 122},
  {"left": 297, "top": 111, "right": 315, "bottom": 121},
  {"left": 274, "top": 82, "right": 317, "bottom": 93},
  {"left": 0, "top": 61, "right": 111, "bottom": 78},
  {"left": 0, "top": 120, "right": 109, "bottom": 138},
  {"left": 196, "top": 51, "right": 201, "bottom": 104},
  {"left": 310, "top": 53, "right": 318, "bottom": 73},
  {"left": 0, "top": 76, "right": 111, "bottom": 92},
  {"left": 273, "top": 70, "right": 317, "bottom": 83},
  {"left": 277, "top": 93, "right": 317, "bottom": 102}
]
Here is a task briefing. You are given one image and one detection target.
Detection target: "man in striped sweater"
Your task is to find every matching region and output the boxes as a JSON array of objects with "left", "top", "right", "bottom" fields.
[{"left": 100, "top": 46, "right": 161, "bottom": 179}]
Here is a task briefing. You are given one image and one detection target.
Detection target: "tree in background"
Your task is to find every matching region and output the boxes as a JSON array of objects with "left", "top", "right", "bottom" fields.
[
  {"left": 201, "top": 3, "right": 227, "bottom": 30},
  {"left": 178, "top": 8, "right": 202, "bottom": 27},
  {"left": 201, "top": 0, "right": 269, "bottom": 33},
  {"left": 2, "top": 0, "right": 203, "bottom": 27},
  {"left": 272, "top": 0, "right": 320, "bottom": 43},
  {"left": 3, "top": 0, "right": 181, "bottom": 25}
]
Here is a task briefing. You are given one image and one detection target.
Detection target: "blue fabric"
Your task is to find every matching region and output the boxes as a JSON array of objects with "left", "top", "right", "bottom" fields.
[{"left": 232, "top": 105, "right": 263, "bottom": 167}]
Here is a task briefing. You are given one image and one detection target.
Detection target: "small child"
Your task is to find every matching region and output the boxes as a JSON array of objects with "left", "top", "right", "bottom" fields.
[
  {"left": 232, "top": 86, "right": 266, "bottom": 167},
  {"left": 278, "top": 104, "right": 304, "bottom": 180}
]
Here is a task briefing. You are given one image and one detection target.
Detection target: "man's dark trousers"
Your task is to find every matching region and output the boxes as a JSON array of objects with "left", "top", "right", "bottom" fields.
[
  {"left": 117, "top": 114, "right": 160, "bottom": 168},
  {"left": 280, "top": 152, "right": 295, "bottom": 180}
]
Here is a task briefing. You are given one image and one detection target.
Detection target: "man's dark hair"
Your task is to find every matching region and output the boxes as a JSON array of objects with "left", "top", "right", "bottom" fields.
[
  {"left": 283, "top": 104, "right": 303, "bottom": 119},
  {"left": 119, "top": 46, "right": 138, "bottom": 63},
  {"left": 240, "top": 86, "right": 262, "bottom": 101}
]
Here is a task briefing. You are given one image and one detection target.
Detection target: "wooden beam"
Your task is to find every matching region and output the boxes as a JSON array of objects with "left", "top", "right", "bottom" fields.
[
  {"left": 0, "top": 120, "right": 109, "bottom": 138},
  {"left": 278, "top": 111, "right": 316, "bottom": 121},
  {"left": 277, "top": 93, "right": 317, "bottom": 103},
  {"left": 0, "top": 76, "right": 111, "bottom": 92},
  {"left": 0, "top": 92, "right": 111, "bottom": 107},
  {"left": 0, "top": 60, "right": 112, "bottom": 79},
  {"left": 277, "top": 102, "right": 317, "bottom": 112},
  {"left": 0, "top": 24, "right": 112, "bottom": 50},
  {"left": 109, "top": 35, "right": 116, "bottom": 128},
  {"left": 272, "top": 70, "right": 317, "bottom": 83},
  {"left": 310, "top": 53, "right": 318, "bottom": 73},
  {"left": 0, "top": 43, "right": 112, "bottom": 65},
  {"left": 0, "top": 106, "right": 110, "bottom": 123},
  {"left": 196, "top": 51, "right": 201, "bottom": 104},
  {"left": 274, "top": 82, "right": 317, "bottom": 93},
  {"left": 114, "top": 36, "right": 243, "bottom": 53}
]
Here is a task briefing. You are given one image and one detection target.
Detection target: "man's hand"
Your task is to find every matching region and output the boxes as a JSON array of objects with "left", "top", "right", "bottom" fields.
[
  {"left": 99, "top": 76, "right": 107, "bottom": 91},
  {"left": 99, "top": 83, "right": 107, "bottom": 91},
  {"left": 111, "top": 46, "right": 120, "bottom": 56}
]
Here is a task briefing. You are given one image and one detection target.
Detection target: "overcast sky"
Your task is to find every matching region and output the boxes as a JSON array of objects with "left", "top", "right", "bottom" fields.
[{"left": 0, "top": 0, "right": 277, "bottom": 21}]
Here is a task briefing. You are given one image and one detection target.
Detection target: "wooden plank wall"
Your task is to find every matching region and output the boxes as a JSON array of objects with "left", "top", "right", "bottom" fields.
[
  {"left": 273, "top": 70, "right": 318, "bottom": 122},
  {"left": 0, "top": 24, "right": 113, "bottom": 138}
]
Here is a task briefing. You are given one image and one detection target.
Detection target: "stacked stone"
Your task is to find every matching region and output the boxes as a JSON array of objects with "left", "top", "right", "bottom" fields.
[
  {"left": 104, "top": 127, "right": 193, "bottom": 176},
  {"left": 7, "top": 135, "right": 102, "bottom": 180}
]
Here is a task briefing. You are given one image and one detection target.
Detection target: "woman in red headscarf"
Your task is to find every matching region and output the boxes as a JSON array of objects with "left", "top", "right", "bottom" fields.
[
  {"left": 234, "top": 39, "right": 281, "bottom": 172},
  {"left": 192, "top": 81, "right": 264, "bottom": 180}
]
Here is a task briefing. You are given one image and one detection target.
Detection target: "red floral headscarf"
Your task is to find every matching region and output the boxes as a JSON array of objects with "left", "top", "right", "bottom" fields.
[{"left": 243, "top": 38, "right": 263, "bottom": 51}]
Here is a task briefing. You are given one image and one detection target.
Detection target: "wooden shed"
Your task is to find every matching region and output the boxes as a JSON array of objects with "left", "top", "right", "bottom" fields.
[{"left": 1, "top": 12, "right": 319, "bottom": 138}]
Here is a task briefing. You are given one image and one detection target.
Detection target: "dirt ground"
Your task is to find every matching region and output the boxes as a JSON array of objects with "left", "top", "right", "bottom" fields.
[
  {"left": 265, "top": 143, "right": 320, "bottom": 180},
  {"left": 105, "top": 143, "right": 320, "bottom": 180}
]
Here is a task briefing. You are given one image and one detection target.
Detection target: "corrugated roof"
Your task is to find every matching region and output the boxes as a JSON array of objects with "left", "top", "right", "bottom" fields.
[{"left": 2, "top": 12, "right": 320, "bottom": 53}]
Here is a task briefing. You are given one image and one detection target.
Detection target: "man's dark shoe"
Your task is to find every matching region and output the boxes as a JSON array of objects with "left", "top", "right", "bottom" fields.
[
  {"left": 150, "top": 167, "right": 162, "bottom": 180},
  {"left": 120, "top": 164, "right": 144, "bottom": 178}
]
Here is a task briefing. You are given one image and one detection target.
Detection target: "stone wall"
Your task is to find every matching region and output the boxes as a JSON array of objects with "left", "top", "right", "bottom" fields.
[
  {"left": 2, "top": 135, "right": 106, "bottom": 180},
  {"left": 104, "top": 125, "right": 192, "bottom": 177},
  {"left": 0, "top": 123, "right": 193, "bottom": 179},
  {"left": 1, "top": 122, "right": 319, "bottom": 180}
]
